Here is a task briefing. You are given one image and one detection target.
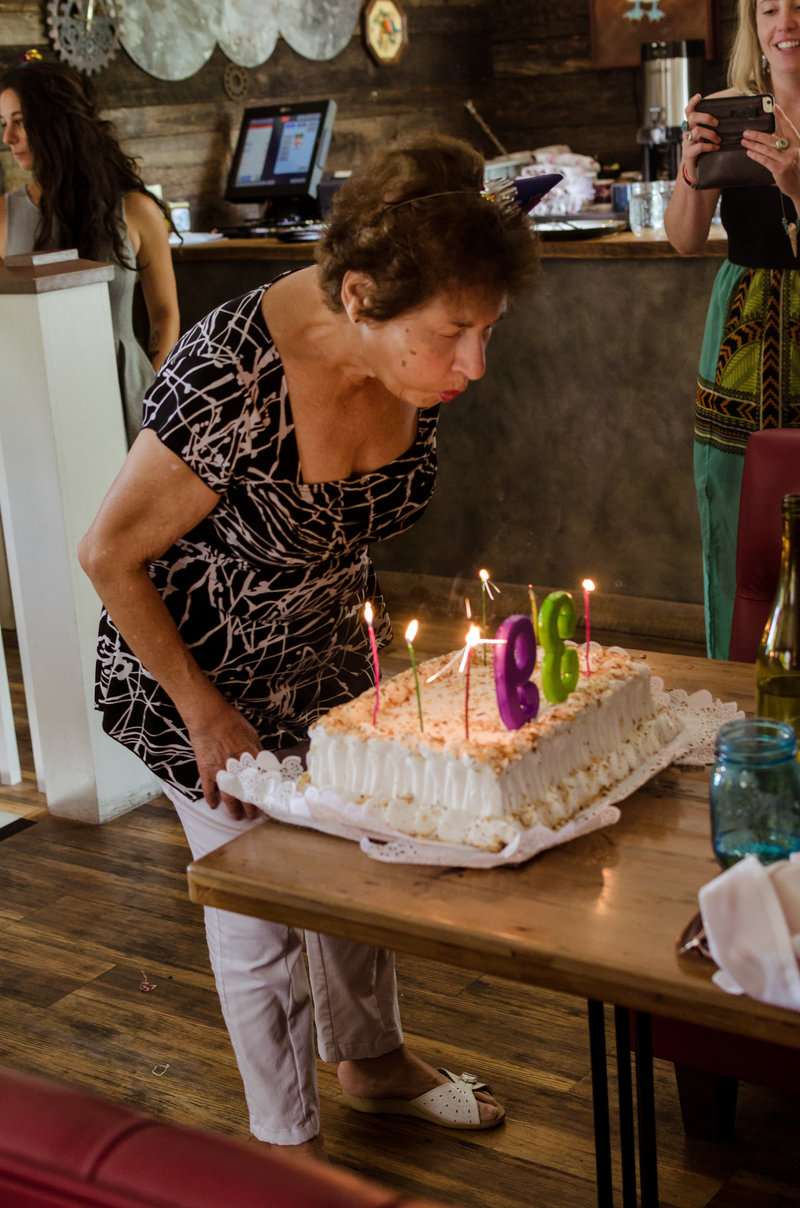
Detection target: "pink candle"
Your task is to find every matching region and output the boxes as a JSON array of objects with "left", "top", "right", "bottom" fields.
[
  {"left": 582, "top": 579, "right": 595, "bottom": 676},
  {"left": 364, "top": 602, "right": 380, "bottom": 725}
]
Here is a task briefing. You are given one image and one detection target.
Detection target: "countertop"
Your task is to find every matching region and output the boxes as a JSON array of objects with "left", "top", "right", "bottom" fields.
[{"left": 170, "top": 225, "right": 728, "bottom": 263}]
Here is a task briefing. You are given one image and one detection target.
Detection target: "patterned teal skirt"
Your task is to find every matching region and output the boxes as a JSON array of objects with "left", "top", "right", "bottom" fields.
[{"left": 695, "top": 260, "right": 800, "bottom": 659}]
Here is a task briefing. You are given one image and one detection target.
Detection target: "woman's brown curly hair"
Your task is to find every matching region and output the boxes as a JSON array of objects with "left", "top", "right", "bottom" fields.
[{"left": 316, "top": 134, "right": 539, "bottom": 320}]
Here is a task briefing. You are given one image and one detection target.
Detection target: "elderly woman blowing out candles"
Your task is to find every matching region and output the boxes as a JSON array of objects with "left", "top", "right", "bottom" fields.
[{"left": 79, "top": 134, "right": 540, "bottom": 1159}]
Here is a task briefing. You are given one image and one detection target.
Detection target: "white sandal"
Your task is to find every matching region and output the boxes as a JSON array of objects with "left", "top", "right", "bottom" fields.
[{"left": 340, "top": 1068, "right": 505, "bottom": 1131}]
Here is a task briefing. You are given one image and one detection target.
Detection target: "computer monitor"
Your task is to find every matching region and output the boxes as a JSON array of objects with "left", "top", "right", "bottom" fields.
[{"left": 225, "top": 99, "right": 337, "bottom": 228}]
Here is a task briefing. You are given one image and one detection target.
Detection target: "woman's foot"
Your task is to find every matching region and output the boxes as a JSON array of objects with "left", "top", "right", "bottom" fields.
[{"left": 337, "top": 1045, "right": 503, "bottom": 1126}]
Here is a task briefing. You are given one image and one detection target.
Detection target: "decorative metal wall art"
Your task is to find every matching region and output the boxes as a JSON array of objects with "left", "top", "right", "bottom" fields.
[
  {"left": 46, "top": 0, "right": 122, "bottom": 74},
  {"left": 119, "top": 0, "right": 360, "bottom": 81}
]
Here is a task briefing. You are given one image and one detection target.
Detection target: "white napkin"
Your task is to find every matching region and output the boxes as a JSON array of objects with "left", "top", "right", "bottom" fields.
[{"left": 699, "top": 853, "right": 800, "bottom": 1007}]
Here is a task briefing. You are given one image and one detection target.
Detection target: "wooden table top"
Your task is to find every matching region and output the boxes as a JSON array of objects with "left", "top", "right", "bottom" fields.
[
  {"left": 169, "top": 226, "right": 727, "bottom": 263},
  {"left": 187, "top": 651, "right": 800, "bottom": 1049}
]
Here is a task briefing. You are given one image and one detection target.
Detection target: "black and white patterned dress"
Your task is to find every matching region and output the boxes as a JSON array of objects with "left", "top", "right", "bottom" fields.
[{"left": 95, "top": 281, "right": 439, "bottom": 798}]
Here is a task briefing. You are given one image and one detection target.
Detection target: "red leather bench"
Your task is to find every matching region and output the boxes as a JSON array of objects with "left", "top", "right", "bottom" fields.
[{"left": 0, "top": 1065, "right": 454, "bottom": 1208}]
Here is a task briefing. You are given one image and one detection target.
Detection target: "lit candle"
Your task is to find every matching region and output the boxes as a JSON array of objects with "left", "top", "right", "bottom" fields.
[
  {"left": 462, "top": 624, "right": 481, "bottom": 740},
  {"left": 538, "top": 591, "right": 579, "bottom": 703},
  {"left": 527, "top": 583, "right": 539, "bottom": 643},
  {"left": 404, "top": 619, "right": 424, "bottom": 731},
  {"left": 363, "top": 601, "right": 380, "bottom": 726},
  {"left": 479, "top": 569, "right": 499, "bottom": 664},
  {"left": 494, "top": 614, "right": 539, "bottom": 730},
  {"left": 582, "top": 578, "right": 596, "bottom": 676}
]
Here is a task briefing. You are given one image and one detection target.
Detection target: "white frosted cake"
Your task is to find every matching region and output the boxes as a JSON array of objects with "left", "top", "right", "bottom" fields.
[{"left": 307, "top": 645, "right": 682, "bottom": 851}]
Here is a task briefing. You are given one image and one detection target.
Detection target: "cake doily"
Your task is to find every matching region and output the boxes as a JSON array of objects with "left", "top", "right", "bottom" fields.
[
  {"left": 650, "top": 677, "right": 742, "bottom": 766},
  {"left": 217, "top": 684, "right": 743, "bottom": 869}
]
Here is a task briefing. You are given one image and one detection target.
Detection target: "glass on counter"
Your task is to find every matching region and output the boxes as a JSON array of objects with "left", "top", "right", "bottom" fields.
[{"left": 628, "top": 180, "right": 674, "bottom": 237}]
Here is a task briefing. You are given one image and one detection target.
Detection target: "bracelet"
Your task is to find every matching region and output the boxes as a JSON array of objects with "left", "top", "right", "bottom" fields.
[{"left": 682, "top": 163, "right": 699, "bottom": 190}]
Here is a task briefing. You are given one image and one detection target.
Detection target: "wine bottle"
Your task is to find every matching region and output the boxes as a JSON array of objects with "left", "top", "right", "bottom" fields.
[{"left": 756, "top": 494, "right": 800, "bottom": 741}]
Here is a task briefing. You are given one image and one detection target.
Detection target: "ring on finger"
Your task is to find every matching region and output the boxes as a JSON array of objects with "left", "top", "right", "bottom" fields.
[
  {"left": 777, "top": 136, "right": 791, "bottom": 151},
  {"left": 681, "top": 120, "right": 689, "bottom": 133},
  {"left": 685, "top": 128, "right": 693, "bottom": 143}
]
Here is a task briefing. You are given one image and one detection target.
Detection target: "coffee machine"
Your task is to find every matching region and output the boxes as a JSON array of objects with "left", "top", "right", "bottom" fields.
[{"left": 637, "top": 40, "right": 704, "bottom": 180}]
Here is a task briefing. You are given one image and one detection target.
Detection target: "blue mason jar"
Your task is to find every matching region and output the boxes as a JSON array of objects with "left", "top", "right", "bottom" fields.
[{"left": 710, "top": 718, "right": 800, "bottom": 869}]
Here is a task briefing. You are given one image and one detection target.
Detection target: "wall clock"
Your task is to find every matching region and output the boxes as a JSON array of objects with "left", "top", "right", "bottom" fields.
[
  {"left": 46, "top": 0, "right": 122, "bottom": 74},
  {"left": 363, "top": 0, "right": 407, "bottom": 66}
]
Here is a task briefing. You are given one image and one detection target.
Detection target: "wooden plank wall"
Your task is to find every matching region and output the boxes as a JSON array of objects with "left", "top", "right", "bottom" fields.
[{"left": 1, "top": 0, "right": 738, "bottom": 230}]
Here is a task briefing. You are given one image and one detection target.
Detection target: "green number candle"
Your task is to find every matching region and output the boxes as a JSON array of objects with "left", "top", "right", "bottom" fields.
[{"left": 538, "top": 591, "right": 579, "bottom": 703}]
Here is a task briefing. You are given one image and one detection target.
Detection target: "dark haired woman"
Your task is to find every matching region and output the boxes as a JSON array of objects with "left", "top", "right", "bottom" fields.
[
  {"left": 665, "top": 0, "right": 800, "bottom": 658},
  {"left": 79, "top": 134, "right": 540, "bottom": 1158},
  {"left": 0, "top": 59, "right": 179, "bottom": 445}
]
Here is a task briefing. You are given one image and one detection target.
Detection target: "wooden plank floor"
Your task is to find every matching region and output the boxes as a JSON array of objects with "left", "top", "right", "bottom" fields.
[{"left": 1, "top": 622, "right": 800, "bottom": 1207}]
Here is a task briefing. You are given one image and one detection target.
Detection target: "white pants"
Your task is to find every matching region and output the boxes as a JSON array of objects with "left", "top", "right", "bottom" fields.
[{"left": 162, "top": 781, "right": 404, "bottom": 1144}]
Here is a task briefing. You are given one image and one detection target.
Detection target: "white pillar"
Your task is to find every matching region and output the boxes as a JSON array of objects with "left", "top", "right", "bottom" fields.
[{"left": 0, "top": 250, "right": 159, "bottom": 822}]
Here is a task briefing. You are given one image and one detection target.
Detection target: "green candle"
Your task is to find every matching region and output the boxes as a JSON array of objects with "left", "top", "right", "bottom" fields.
[
  {"left": 538, "top": 590, "right": 579, "bottom": 703},
  {"left": 405, "top": 619, "right": 424, "bottom": 731}
]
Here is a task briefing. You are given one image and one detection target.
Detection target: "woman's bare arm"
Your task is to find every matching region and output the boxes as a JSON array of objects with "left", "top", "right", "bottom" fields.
[
  {"left": 664, "top": 92, "right": 724, "bottom": 255},
  {"left": 124, "top": 191, "right": 180, "bottom": 371},
  {"left": 79, "top": 430, "right": 263, "bottom": 817}
]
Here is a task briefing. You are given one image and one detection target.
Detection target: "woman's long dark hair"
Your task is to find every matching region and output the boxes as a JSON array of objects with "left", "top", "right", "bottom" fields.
[{"left": 1, "top": 59, "right": 169, "bottom": 266}]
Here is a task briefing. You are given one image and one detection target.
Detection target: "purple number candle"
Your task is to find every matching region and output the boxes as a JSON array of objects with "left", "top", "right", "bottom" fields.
[{"left": 493, "top": 614, "right": 540, "bottom": 730}]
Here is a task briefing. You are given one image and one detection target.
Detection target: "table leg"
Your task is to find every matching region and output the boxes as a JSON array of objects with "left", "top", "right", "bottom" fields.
[
  {"left": 633, "top": 1011, "right": 659, "bottom": 1207},
  {"left": 614, "top": 1006, "right": 637, "bottom": 1206},
  {"left": 587, "top": 1000, "right": 615, "bottom": 1208}
]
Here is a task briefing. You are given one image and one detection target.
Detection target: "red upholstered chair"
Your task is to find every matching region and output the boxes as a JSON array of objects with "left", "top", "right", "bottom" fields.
[
  {"left": 0, "top": 1064, "right": 457, "bottom": 1208},
  {"left": 728, "top": 428, "right": 800, "bottom": 662}
]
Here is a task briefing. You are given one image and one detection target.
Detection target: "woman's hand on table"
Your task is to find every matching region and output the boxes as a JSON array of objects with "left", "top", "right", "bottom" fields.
[
  {"left": 742, "top": 104, "right": 800, "bottom": 201},
  {"left": 185, "top": 696, "right": 265, "bottom": 820}
]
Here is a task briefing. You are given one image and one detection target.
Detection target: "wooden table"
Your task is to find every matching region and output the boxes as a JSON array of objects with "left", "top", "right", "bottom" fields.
[{"left": 187, "top": 652, "right": 800, "bottom": 1204}]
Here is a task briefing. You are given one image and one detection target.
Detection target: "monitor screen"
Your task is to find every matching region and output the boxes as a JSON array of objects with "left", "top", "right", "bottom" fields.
[{"left": 225, "top": 99, "right": 336, "bottom": 209}]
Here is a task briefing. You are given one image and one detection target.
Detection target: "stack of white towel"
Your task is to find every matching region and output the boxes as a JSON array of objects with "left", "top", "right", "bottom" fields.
[{"left": 520, "top": 146, "right": 601, "bottom": 216}]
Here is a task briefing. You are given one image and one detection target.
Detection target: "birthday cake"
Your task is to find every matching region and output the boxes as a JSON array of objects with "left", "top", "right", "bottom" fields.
[{"left": 307, "top": 644, "right": 682, "bottom": 851}]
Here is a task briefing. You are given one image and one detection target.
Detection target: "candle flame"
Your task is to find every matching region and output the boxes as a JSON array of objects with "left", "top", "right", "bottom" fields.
[
  {"left": 582, "top": 579, "right": 596, "bottom": 593},
  {"left": 364, "top": 601, "right": 374, "bottom": 625},
  {"left": 459, "top": 624, "right": 481, "bottom": 672},
  {"left": 478, "top": 568, "right": 498, "bottom": 600},
  {"left": 405, "top": 619, "right": 418, "bottom": 643}
]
